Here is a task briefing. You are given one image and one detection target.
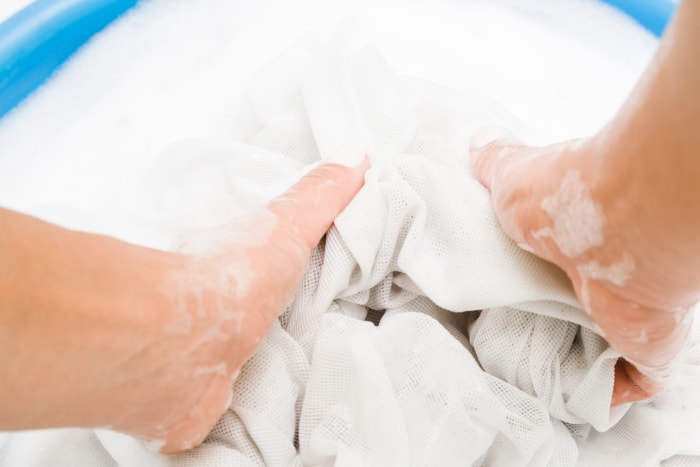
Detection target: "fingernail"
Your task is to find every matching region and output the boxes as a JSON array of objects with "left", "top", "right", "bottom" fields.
[
  {"left": 326, "top": 144, "right": 368, "bottom": 168},
  {"left": 470, "top": 126, "right": 520, "bottom": 150}
]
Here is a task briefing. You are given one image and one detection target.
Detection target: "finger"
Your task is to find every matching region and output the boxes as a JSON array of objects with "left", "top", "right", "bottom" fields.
[
  {"left": 267, "top": 146, "right": 370, "bottom": 251},
  {"left": 611, "top": 358, "right": 658, "bottom": 406},
  {"left": 469, "top": 126, "right": 527, "bottom": 190}
]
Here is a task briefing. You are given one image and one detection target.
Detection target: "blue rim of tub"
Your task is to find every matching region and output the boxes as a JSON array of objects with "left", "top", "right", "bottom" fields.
[
  {"left": 0, "top": 0, "right": 140, "bottom": 120},
  {"left": 0, "top": 0, "right": 680, "bottom": 121},
  {"left": 602, "top": 0, "right": 678, "bottom": 37}
]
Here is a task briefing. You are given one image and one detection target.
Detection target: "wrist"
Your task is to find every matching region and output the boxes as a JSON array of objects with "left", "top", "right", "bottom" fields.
[
  {"left": 585, "top": 127, "right": 700, "bottom": 310},
  {"left": 582, "top": 0, "right": 700, "bottom": 309},
  {"left": 0, "top": 213, "right": 187, "bottom": 431}
]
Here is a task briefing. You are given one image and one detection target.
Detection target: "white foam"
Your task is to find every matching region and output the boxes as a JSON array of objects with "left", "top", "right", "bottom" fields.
[
  {"left": 578, "top": 252, "right": 636, "bottom": 287},
  {"left": 0, "top": 0, "right": 656, "bottom": 251},
  {"left": 534, "top": 170, "right": 606, "bottom": 258}
]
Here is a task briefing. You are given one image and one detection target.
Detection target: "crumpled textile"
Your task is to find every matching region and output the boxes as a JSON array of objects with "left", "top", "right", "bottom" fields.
[{"left": 3, "top": 38, "right": 700, "bottom": 467}]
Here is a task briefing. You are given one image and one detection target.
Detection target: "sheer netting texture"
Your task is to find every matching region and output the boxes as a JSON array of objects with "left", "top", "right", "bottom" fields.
[{"left": 3, "top": 38, "right": 700, "bottom": 467}]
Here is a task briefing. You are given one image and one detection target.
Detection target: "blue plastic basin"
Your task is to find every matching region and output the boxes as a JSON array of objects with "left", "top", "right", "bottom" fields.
[{"left": 0, "top": 0, "right": 679, "bottom": 120}]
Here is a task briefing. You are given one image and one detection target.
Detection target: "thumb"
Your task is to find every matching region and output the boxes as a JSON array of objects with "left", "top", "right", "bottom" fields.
[
  {"left": 266, "top": 146, "right": 370, "bottom": 250},
  {"left": 469, "top": 127, "right": 529, "bottom": 190}
]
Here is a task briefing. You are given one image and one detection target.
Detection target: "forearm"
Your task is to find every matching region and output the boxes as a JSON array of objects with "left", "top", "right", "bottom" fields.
[
  {"left": 0, "top": 207, "right": 182, "bottom": 430},
  {"left": 591, "top": 0, "right": 700, "bottom": 307},
  {"left": 469, "top": 0, "right": 700, "bottom": 404}
]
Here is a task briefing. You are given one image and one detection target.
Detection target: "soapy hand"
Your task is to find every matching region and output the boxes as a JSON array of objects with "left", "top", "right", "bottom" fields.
[
  {"left": 470, "top": 129, "right": 694, "bottom": 406},
  {"left": 112, "top": 149, "right": 369, "bottom": 453}
]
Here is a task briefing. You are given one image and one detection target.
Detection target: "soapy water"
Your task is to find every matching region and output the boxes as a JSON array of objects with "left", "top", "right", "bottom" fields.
[
  {"left": 0, "top": 0, "right": 657, "bottom": 250},
  {"left": 2, "top": 0, "right": 688, "bottom": 464}
]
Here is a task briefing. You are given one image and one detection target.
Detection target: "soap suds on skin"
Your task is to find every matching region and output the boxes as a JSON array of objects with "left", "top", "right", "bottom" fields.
[
  {"left": 173, "top": 208, "right": 278, "bottom": 256},
  {"left": 193, "top": 362, "right": 229, "bottom": 377},
  {"left": 533, "top": 170, "right": 605, "bottom": 258},
  {"left": 153, "top": 206, "right": 279, "bottom": 438},
  {"left": 618, "top": 308, "right": 694, "bottom": 387},
  {"left": 578, "top": 252, "right": 635, "bottom": 287},
  {"left": 631, "top": 328, "right": 648, "bottom": 344},
  {"left": 575, "top": 253, "right": 635, "bottom": 314},
  {"left": 162, "top": 207, "right": 278, "bottom": 336}
]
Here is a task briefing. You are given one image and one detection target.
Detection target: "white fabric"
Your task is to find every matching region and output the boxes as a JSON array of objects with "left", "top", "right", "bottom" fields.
[{"left": 3, "top": 36, "right": 700, "bottom": 467}]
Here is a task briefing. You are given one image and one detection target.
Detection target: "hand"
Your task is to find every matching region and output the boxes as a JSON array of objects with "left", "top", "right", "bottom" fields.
[
  {"left": 470, "top": 129, "right": 694, "bottom": 406},
  {"left": 0, "top": 149, "right": 368, "bottom": 451},
  {"left": 111, "top": 151, "right": 369, "bottom": 452}
]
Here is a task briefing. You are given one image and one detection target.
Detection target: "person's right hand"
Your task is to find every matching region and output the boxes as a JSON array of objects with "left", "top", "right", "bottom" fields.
[
  {"left": 112, "top": 150, "right": 370, "bottom": 452},
  {"left": 0, "top": 148, "right": 368, "bottom": 454},
  {"left": 470, "top": 129, "right": 696, "bottom": 406}
]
